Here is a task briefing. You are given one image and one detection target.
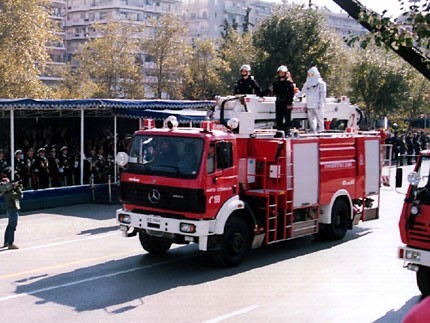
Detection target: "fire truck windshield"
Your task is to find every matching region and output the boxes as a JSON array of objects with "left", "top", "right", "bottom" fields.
[{"left": 126, "top": 135, "right": 204, "bottom": 179}]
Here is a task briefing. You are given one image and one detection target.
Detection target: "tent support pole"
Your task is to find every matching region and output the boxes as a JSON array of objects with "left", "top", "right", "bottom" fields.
[
  {"left": 114, "top": 115, "right": 117, "bottom": 183},
  {"left": 10, "top": 109, "right": 15, "bottom": 181},
  {"left": 80, "top": 109, "right": 84, "bottom": 185}
]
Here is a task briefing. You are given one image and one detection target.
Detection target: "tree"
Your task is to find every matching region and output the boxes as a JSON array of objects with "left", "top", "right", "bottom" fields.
[
  {"left": 242, "top": 8, "right": 254, "bottom": 34},
  {"left": 183, "top": 39, "right": 229, "bottom": 99},
  {"left": 142, "top": 14, "right": 191, "bottom": 99},
  {"left": 71, "top": 20, "right": 145, "bottom": 99},
  {"left": 252, "top": 5, "right": 351, "bottom": 94},
  {"left": 349, "top": 45, "right": 410, "bottom": 126},
  {"left": 0, "top": 0, "right": 55, "bottom": 98},
  {"left": 333, "top": 0, "right": 429, "bottom": 80},
  {"left": 218, "top": 30, "right": 260, "bottom": 94}
]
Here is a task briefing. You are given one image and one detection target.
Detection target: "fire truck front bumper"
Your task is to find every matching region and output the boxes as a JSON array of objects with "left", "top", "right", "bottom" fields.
[
  {"left": 116, "top": 209, "right": 216, "bottom": 251},
  {"left": 399, "top": 246, "right": 430, "bottom": 271}
]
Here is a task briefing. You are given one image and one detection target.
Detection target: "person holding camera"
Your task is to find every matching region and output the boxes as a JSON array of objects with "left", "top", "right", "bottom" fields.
[{"left": 1, "top": 177, "right": 23, "bottom": 250}]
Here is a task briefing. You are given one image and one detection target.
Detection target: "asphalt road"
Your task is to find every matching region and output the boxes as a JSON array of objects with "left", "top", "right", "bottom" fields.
[{"left": 0, "top": 171, "right": 423, "bottom": 323}]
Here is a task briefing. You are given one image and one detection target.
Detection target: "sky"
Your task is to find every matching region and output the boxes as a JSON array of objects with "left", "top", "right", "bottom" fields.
[{"left": 272, "top": 0, "right": 406, "bottom": 17}]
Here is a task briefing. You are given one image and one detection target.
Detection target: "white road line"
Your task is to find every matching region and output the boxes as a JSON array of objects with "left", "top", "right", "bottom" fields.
[
  {"left": 0, "top": 257, "right": 188, "bottom": 302},
  {"left": 0, "top": 232, "right": 119, "bottom": 253},
  {"left": 203, "top": 305, "right": 260, "bottom": 323}
]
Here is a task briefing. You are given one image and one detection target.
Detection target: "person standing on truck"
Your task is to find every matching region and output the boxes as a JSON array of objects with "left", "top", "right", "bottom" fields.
[
  {"left": 261, "top": 65, "right": 295, "bottom": 136},
  {"left": 1, "top": 177, "right": 23, "bottom": 250},
  {"left": 298, "top": 66, "right": 327, "bottom": 133},
  {"left": 234, "top": 64, "right": 261, "bottom": 96}
]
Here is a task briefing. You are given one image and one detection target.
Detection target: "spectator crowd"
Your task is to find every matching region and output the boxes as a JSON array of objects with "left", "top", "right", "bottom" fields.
[
  {"left": 385, "top": 130, "right": 430, "bottom": 166},
  {"left": 0, "top": 121, "right": 130, "bottom": 190}
]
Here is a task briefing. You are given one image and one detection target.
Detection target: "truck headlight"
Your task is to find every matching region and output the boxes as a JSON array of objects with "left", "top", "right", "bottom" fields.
[
  {"left": 180, "top": 223, "right": 196, "bottom": 233},
  {"left": 410, "top": 204, "right": 420, "bottom": 216},
  {"left": 116, "top": 152, "right": 129, "bottom": 167},
  {"left": 405, "top": 250, "right": 421, "bottom": 261},
  {"left": 407, "top": 171, "right": 421, "bottom": 187},
  {"left": 118, "top": 213, "right": 131, "bottom": 224}
]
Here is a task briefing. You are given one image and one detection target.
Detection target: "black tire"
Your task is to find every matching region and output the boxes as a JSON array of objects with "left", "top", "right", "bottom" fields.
[
  {"left": 417, "top": 265, "right": 430, "bottom": 297},
  {"left": 320, "top": 199, "right": 349, "bottom": 240},
  {"left": 213, "top": 217, "right": 250, "bottom": 267},
  {"left": 139, "top": 231, "right": 172, "bottom": 254}
]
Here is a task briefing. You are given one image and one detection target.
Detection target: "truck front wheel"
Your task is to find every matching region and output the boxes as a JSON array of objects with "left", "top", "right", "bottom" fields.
[
  {"left": 213, "top": 217, "right": 250, "bottom": 267},
  {"left": 417, "top": 265, "right": 430, "bottom": 296},
  {"left": 139, "top": 231, "right": 172, "bottom": 254}
]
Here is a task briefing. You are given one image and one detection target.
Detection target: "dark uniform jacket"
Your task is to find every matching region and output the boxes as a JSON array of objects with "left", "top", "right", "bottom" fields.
[
  {"left": 262, "top": 78, "right": 295, "bottom": 105},
  {"left": 234, "top": 77, "right": 261, "bottom": 96}
]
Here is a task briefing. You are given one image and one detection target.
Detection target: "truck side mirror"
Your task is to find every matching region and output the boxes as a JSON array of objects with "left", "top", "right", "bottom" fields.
[{"left": 395, "top": 168, "right": 403, "bottom": 188}]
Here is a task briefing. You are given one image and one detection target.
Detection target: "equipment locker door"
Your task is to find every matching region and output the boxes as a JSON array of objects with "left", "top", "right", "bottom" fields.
[
  {"left": 292, "top": 142, "right": 319, "bottom": 208},
  {"left": 365, "top": 139, "right": 380, "bottom": 195}
]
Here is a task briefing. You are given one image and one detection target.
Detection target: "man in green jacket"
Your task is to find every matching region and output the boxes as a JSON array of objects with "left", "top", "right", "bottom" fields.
[{"left": 1, "top": 177, "right": 23, "bottom": 250}]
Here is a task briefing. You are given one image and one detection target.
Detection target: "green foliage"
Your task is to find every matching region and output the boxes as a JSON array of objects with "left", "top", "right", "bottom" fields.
[
  {"left": 348, "top": 44, "right": 411, "bottom": 125},
  {"left": 71, "top": 20, "right": 145, "bottom": 99},
  {"left": 142, "top": 14, "right": 191, "bottom": 99},
  {"left": 217, "top": 30, "right": 260, "bottom": 94},
  {"left": 183, "top": 39, "right": 229, "bottom": 100},
  {"left": 351, "top": 0, "right": 429, "bottom": 77},
  {"left": 252, "top": 5, "right": 351, "bottom": 95},
  {"left": 0, "top": 0, "right": 54, "bottom": 98}
]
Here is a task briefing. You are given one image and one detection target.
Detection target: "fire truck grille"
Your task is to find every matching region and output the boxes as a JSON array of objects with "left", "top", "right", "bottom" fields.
[
  {"left": 119, "top": 182, "right": 206, "bottom": 214},
  {"left": 409, "top": 222, "right": 430, "bottom": 244}
]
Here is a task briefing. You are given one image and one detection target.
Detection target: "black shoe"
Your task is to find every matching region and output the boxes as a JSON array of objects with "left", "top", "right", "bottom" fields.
[{"left": 7, "top": 244, "right": 19, "bottom": 250}]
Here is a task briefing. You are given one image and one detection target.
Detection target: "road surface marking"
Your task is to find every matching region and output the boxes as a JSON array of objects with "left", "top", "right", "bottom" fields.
[
  {"left": 203, "top": 305, "right": 260, "bottom": 323},
  {"left": 0, "top": 232, "right": 118, "bottom": 254},
  {"left": 0, "top": 256, "right": 192, "bottom": 302},
  {"left": 0, "top": 249, "right": 142, "bottom": 280}
]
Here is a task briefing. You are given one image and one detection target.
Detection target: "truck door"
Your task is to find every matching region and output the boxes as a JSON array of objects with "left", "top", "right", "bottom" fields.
[{"left": 205, "top": 141, "right": 238, "bottom": 216}]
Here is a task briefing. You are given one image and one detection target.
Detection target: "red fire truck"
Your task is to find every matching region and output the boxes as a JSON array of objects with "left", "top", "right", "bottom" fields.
[
  {"left": 116, "top": 106, "right": 381, "bottom": 267},
  {"left": 397, "top": 152, "right": 430, "bottom": 296}
]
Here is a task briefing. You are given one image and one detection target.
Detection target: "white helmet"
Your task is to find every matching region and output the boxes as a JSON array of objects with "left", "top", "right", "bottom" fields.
[
  {"left": 277, "top": 65, "right": 288, "bottom": 73},
  {"left": 239, "top": 64, "right": 251, "bottom": 73}
]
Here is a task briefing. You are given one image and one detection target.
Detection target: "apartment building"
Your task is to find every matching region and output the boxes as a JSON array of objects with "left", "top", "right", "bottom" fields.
[
  {"left": 39, "top": 0, "right": 68, "bottom": 86},
  {"left": 323, "top": 10, "right": 367, "bottom": 38},
  {"left": 182, "top": 0, "right": 274, "bottom": 40},
  {"left": 64, "top": 0, "right": 182, "bottom": 53}
]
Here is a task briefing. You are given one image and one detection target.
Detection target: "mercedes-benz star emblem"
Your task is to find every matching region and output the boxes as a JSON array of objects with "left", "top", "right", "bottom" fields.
[{"left": 148, "top": 189, "right": 161, "bottom": 204}]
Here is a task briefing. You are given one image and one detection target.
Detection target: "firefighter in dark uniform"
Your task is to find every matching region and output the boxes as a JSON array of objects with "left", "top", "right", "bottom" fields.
[
  {"left": 34, "top": 148, "right": 49, "bottom": 189},
  {"left": 48, "top": 147, "right": 60, "bottom": 187},
  {"left": 59, "top": 146, "right": 73, "bottom": 186},
  {"left": 261, "top": 65, "right": 295, "bottom": 136},
  {"left": 23, "top": 148, "right": 36, "bottom": 189},
  {"left": 95, "top": 146, "right": 107, "bottom": 183},
  {"left": 13, "top": 150, "right": 25, "bottom": 183},
  {"left": 234, "top": 64, "right": 261, "bottom": 96}
]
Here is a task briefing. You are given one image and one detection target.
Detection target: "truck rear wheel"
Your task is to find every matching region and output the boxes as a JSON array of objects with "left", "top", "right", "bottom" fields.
[
  {"left": 320, "top": 199, "right": 349, "bottom": 240},
  {"left": 213, "top": 217, "right": 250, "bottom": 267},
  {"left": 417, "top": 265, "right": 430, "bottom": 297},
  {"left": 139, "top": 231, "right": 172, "bottom": 254}
]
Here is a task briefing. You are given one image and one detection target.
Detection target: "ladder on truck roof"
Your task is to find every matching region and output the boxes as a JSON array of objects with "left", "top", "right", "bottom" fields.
[{"left": 243, "top": 139, "right": 319, "bottom": 244}]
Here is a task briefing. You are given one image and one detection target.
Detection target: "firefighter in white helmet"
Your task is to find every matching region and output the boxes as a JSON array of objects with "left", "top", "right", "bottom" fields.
[
  {"left": 261, "top": 65, "right": 295, "bottom": 136},
  {"left": 298, "top": 66, "right": 327, "bottom": 133},
  {"left": 234, "top": 64, "right": 261, "bottom": 96}
]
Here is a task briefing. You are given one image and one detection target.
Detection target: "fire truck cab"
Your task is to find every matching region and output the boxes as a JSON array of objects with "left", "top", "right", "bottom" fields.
[
  {"left": 116, "top": 108, "right": 380, "bottom": 267},
  {"left": 398, "top": 151, "right": 430, "bottom": 296}
]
